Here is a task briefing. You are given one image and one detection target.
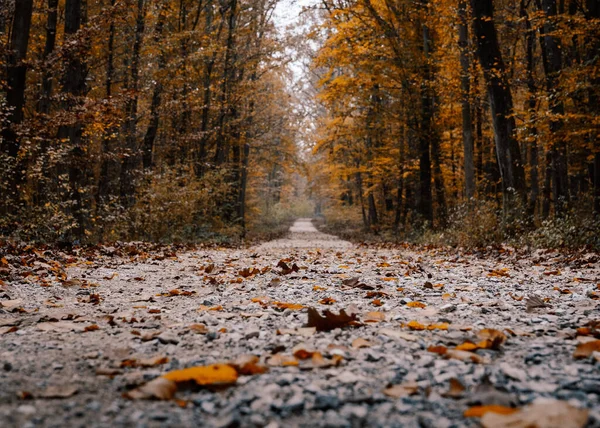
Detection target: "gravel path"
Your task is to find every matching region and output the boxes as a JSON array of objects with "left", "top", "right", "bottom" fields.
[{"left": 1, "top": 219, "right": 599, "bottom": 427}]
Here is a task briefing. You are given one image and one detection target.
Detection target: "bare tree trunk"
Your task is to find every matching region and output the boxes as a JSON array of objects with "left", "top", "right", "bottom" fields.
[
  {"left": 537, "top": 0, "right": 569, "bottom": 215},
  {"left": 1, "top": 0, "right": 34, "bottom": 217},
  {"left": 38, "top": 0, "right": 58, "bottom": 115},
  {"left": 471, "top": 0, "right": 526, "bottom": 214},
  {"left": 120, "top": 0, "right": 145, "bottom": 208},
  {"left": 58, "top": 0, "right": 89, "bottom": 239},
  {"left": 458, "top": 0, "right": 475, "bottom": 201}
]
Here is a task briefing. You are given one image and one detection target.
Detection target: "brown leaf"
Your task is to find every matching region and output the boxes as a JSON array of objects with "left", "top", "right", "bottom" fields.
[
  {"left": 319, "top": 297, "right": 336, "bottom": 305},
  {"left": 351, "top": 338, "right": 373, "bottom": 349},
  {"left": 229, "top": 355, "right": 268, "bottom": 375},
  {"left": 306, "top": 307, "right": 362, "bottom": 332},
  {"left": 480, "top": 400, "right": 588, "bottom": 428},
  {"left": 464, "top": 405, "right": 518, "bottom": 418},
  {"left": 39, "top": 385, "right": 79, "bottom": 399},
  {"left": 363, "top": 311, "right": 385, "bottom": 322},
  {"left": 442, "top": 378, "right": 466, "bottom": 398},
  {"left": 573, "top": 340, "right": 600, "bottom": 359},
  {"left": 162, "top": 364, "right": 238, "bottom": 385},
  {"left": 445, "top": 349, "right": 485, "bottom": 363},
  {"left": 124, "top": 377, "right": 177, "bottom": 400},
  {"left": 477, "top": 329, "right": 507, "bottom": 350},
  {"left": 189, "top": 323, "right": 208, "bottom": 334},
  {"left": 526, "top": 295, "right": 551, "bottom": 312},
  {"left": 383, "top": 382, "right": 418, "bottom": 398}
]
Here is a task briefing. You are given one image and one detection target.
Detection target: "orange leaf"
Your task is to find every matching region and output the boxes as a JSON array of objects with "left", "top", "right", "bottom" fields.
[
  {"left": 573, "top": 340, "right": 600, "bottom": 359},
  {"left": 464, "top": 405, "right": 518, "bottom": 417},
  {"left": 406, "top": 301, "right": 426, "bottom": 309},
  {"left": 162, "top": 364, "right": 238, "bottom": 385},
  {"left": 407, "top": 320, "right": 425, "bottom": 330}
]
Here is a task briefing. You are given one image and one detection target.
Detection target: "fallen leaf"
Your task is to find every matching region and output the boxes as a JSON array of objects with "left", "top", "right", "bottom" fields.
[
  {"left": 272, "top": 301, "right": 304, "bottom": 310},
  {"left": 406, "top": 301, "right": 426, "bottom": 309},
  {"left": 526, "top": 295, "right": 551, "bottom": 312},
  {"left": 39, "top": 385, "right": 79, "bottom": 399},
  {"left": 351, "top": 338, "right": 373, "bottom": 349},
  {"left": 267, "top": 353, "right": 299, "bottom": 367},
  {"left": 480, "top": 400, "right": 588, "bottom": 428},
  {"left": 442, "top": 378, "right": 466, "bottom": 398},
  {"left": 477, "top": 329, "right": 507, "bottom": 350},
  {"left": 427, "top": 323, "right": 449, "bottom": 331},
  {"left": 488, "top": 268, "right": 510, "bottom": 278},
  {"left": 573, "top": 340, "right": 600, "bottom": 359},
  {"left": 363, "top": 311, "right": 385, "bottom": 322},
  {"left": 124, "top": 377, "right": 177, "bottom": 400},
  {"left": 306, "top": 307, "right": 362, "bottom": 332},
  {"left": 383, "top": 382, "right": 418, "bottom": 398},
  {"left": 427, "top": 345, "right": 448, "bottom": 355},
  {"left": 189, "top": 324, "right": 208, "bottom": 334},
  {"left": 445, "top": 349, "right": 484, "bottom": 363},
  {"left": 84, "top": 324, "right": 100, "bottom": 332},
  {"left": 162, "top": 364, "right": 238, "bottom": 386},
  {"left": 464, "top": 405, "right": 518, "bottom": 417},
  {"left": 319, "top": 297, "right": 336, "bottom": 305},
  {"left": 229, "top": 355, "right": 268, "bottom": 375},
  {"left": 406, "top": 320, "right": 426, "bottom": 330},
  {"left": 371, "top": 298, "right": 384, "bottom": 306}
]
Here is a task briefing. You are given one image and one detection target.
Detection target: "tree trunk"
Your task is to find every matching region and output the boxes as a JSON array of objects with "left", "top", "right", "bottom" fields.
[
  {"left": 142, "top": 2, "right": 168, "bottom": 170},
  {"left": 470, "top": 0, "right": 526, "bottom": 213},
  {"left": 537, "top": 0, "right": 569, "bottom": 215},
  {"left": 458, "top": 0, "right": 475, "bottom": 201},
  {"left": 120, "top": 0, "right": 145, "bottom": 208},
  {"left": 58, "top": 0, "right": 89, "bottom": 240},
  {"left": 38, "top": 0, "right": 58, "bottom": 115},
  {"left": 1, "top": 0, "right": 34, "bottom": 216}
]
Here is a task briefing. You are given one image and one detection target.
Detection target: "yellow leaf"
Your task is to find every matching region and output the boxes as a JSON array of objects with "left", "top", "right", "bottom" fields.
[{"left": 162, "top": 364, "right": 238, "bottom": 385}]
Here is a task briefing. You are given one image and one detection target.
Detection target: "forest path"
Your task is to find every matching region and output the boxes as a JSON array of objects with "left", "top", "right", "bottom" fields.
[
  {"left": 255, "top": 218, "right": 352, "bottom": 251},
  {"left": 1, "top": 235, "right": 599, "bottom": 427}
]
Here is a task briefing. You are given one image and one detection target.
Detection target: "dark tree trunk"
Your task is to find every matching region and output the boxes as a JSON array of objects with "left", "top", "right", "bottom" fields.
[
  {"left": 587, "top": 0, "right": 600, "bottom": 214},
  {"left": 458, "top": 0, "right": 475, "bottom": 201},
  {"left": 537, "top": 0, "right": 569, "bottom": 215},
  {"left": 38, "top": 0, "right": 58, "bottom": 115},
  {"left": 120, "top": 0, "right": 145, "bottom": 208},
  {"left": 58, "top": 0, "right": 89, "bottom": 239},
  {"left": 417, "top": 19, "right": 434, "bottom": 225},
  {"left": 142, "top": 2, "right": 168, "bottom": 171},
  {"left": 471, "top": 0, "right": 526, "bottom": 213},
  {"left": 521, "top": 1, "right": 540, "bottom": 218},
  {"left": 1, "top": 0, "right": 34, "bottom": 216}
]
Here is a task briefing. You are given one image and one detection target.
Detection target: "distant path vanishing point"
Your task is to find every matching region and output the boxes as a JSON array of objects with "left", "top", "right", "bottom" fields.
[{"left": 255, "top": 218, "right": 353, "bottom": 251}]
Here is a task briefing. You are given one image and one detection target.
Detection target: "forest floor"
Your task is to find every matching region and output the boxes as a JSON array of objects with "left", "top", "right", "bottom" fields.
[{"left": 1, "top": 219, "right": 600, "bottom": 428}]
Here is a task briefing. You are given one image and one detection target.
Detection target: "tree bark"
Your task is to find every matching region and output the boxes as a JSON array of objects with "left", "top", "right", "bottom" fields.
[
  {"left": 38, "top": 0, "right": 58, "bottom": 115},
  {"left": 458, "top": 0, "right": 475, "bottom": 201},
  {"left": 470, "top": 0, "right": 526, "bottom": 213},
  {"left": 1, "top": 0, "right": 34, "bottom": 216},
  {"left": 120, "top": 0, "right": 146, "bottom": 207}
]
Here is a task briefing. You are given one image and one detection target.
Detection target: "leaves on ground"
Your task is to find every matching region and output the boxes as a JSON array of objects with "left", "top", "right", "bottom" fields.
[{"left": 306, "top": 307, "right": 362, "bottom": 332}]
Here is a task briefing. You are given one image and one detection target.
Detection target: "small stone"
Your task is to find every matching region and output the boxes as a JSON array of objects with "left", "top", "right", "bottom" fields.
[
  {"left": 17, "top": 405, "right": 37, "bottom": 415},
  {"left": 157, "top": 332, "right": 179, "bottom": 345},
  {"left": 439, "top": 304, "right": 456, "bottom": 313},
  {"left": 245, "top": 328, "right": 260, "bottom": 340},
  {"left": 314, "top": 393, "right": 340, "bottom": 410},
  {"left": 3, "top": 362, "right": 12, "bottom": 371}
]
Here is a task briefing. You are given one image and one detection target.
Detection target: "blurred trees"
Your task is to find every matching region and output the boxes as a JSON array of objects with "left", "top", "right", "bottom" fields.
[
  {"left": 310, "top": 0, "right": 600, "bottom": 235},
  {"left": 0, "top": 0, "right": 297, "bottom": 242}
]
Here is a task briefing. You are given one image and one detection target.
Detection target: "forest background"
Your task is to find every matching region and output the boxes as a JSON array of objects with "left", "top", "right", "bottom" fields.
[{"left": 1, "top": 0, "right": 599, "bottom": 249}]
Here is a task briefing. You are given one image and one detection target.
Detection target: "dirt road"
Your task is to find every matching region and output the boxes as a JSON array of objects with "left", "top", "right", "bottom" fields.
[{"left": 1, "top": 219, "right": 599, "bottom": 427}]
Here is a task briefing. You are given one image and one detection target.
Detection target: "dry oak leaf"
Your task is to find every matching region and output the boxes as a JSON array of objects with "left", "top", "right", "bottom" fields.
[
  {"left": 464, "top": 405, "right": 518, "bottom": 418},
  {"left": 162, "top": 364, "right": 238, "bottom": 386},
  {"left": 573, "top": 340, "right": 600, "bottom": 359},
  {"left": 383, "top": 382, "right": 419, "bottom": 398},
  {"left": 319, "top": 297, "right": 336, "bottom": 305},
  {"left": 306, "top": 307, "right": 362, "bottom": 332},
  {"left": 480, "top": 399, "right": 588, "bottom": 428},
  {"left": 371, "top": 299, "right": 384, "bottom": 307},
  {"left": 124, "top": 377, "right": 177, "bottom": 400},
  {"left": 406, "top": 301, "right": 427, "bottom": 309}
]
